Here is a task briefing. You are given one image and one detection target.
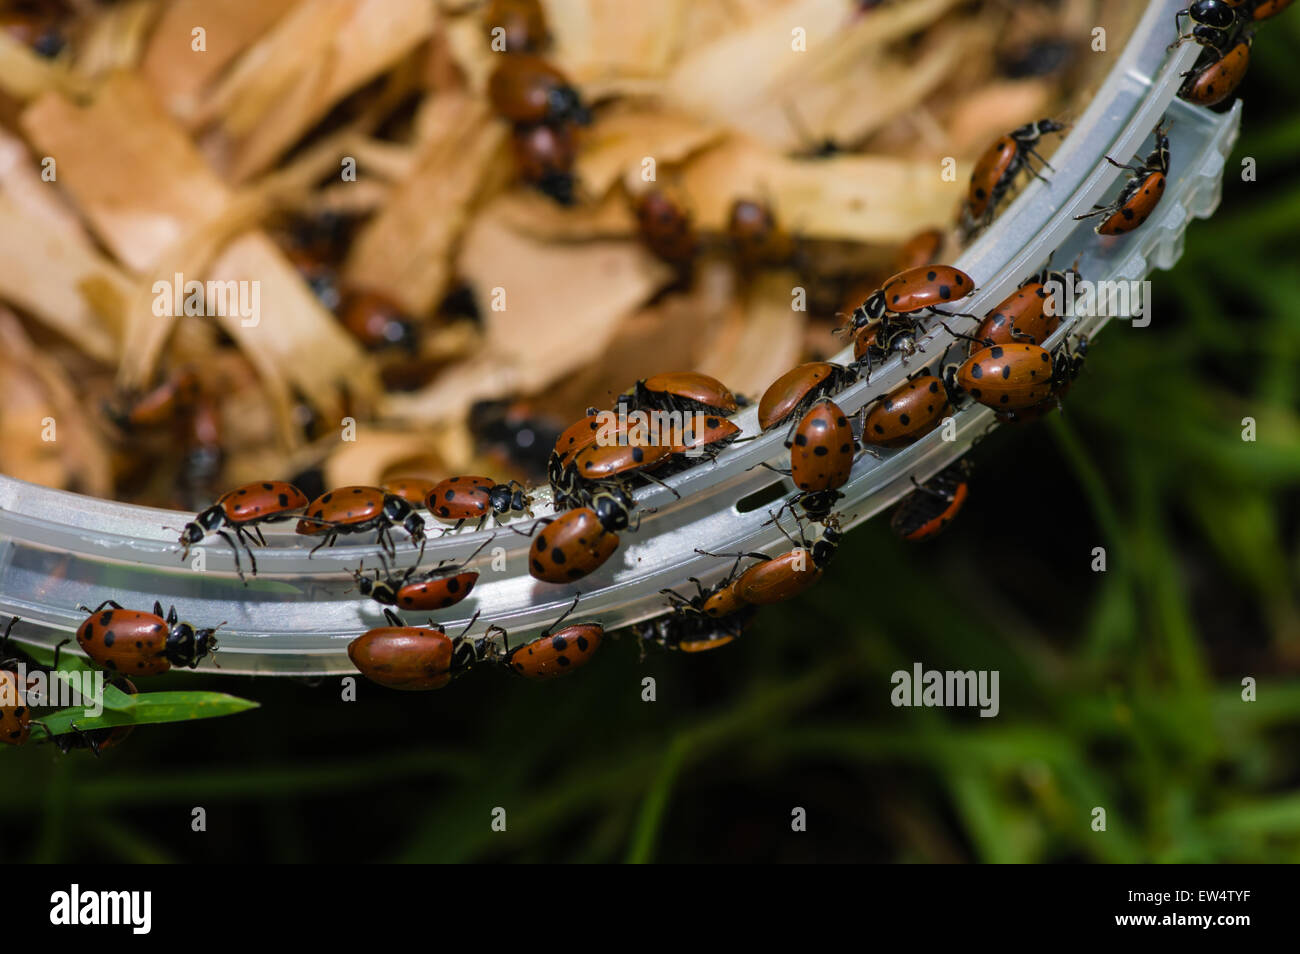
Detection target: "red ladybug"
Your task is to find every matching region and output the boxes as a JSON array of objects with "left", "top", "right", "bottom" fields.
[
  {"left": 628, "top": 372, "right": 739, "bottom": 416},
  {"left": 889, "top": 462, "right": 971, "bottom": 542},
  {"left": 552, "top": 410, "right": 603, "bottom": 466},
  {"left": 1076, "top": 122, "right": 1169, "bottom": 235},
  {"left": 180, "top": 481, "right": 310, "bottom": 579},
  {"left": 718, "top": 515, "right": 843, "bottom": 606},
  {"left": 102, "top": 367, "right": 201, "bottom": 432},
  {"left": 296, "top": 486, "right": 427, "bottom": 556},
  {"left": 946, "top": 337, "right": 1086, "bottom": 413},
  {"left": 488, "top": 54, "right": 590, "bottom": 126},
  {"left": 727, "top": 198, "right": 794, "bottom": 267},
  {"left": 757, "top": 361, "right": 859, "bottom": 431},
  {"left": 1178, "top": 37, "right": 1251, "bottom": 106},
  {"left": 845, "top": 265, "right": 977, "bottom": 336},
  {"left": 76, "top": 600, "right": 220, "bottom": 675},
  {"left": 860, "top": 369, "right": 951, "bottom": 447},
  {"left": 637, "top": 604, "right": 756, "bottom": 654},
  {"left": 971, "top": 267, "right": 1077, "bottom": 350},
  {"left": 893, "top": 228, "right": 945, "bottom": 273},
  {"left": 964, "top": 119, "right": 1067, "bottom": 228},
  {"left": 425, "top": 475, "right": 531, "bottom": 533},
  {"left": 528, "top": 488, "right": 631, "bottom": 584},
  {"left": 348, "top": 610, "right": 488, "bottom": 690},
  {"left": 633, "top": 189, "right": 698, "bottom": 265},
  {"left": 785, "top": 399, "right": 857, "bottom": 520},
  {"left": 512, "top": 122, "right": 578, "bottom": 205},
  {"left": 491, "top": 597, "right": 603, "bottom": 679},
  {"left": 1251, "top": 0, "right": 1294, "bottom": 19},
  {"left": 353, "top": 535, "right": 495, "bottom": 612}
]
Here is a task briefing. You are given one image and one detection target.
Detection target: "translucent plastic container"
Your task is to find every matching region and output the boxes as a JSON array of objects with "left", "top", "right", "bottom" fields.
[{"left": 0, "top": 0, "right": 1241, "bottom": 674}]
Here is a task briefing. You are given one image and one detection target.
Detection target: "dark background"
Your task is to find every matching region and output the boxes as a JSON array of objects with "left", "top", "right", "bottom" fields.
[{"left": 4, "top": 20, "right": 1300, "bottom": 864}]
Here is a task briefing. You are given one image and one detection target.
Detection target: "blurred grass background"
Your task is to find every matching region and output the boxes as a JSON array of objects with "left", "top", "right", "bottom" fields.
[{"left": 4, "top": 21, "right": 1300, "bottom": 864}]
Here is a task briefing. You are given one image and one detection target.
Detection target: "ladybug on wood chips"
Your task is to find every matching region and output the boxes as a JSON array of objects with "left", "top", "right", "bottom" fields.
[
  {"left": 179, "top": 480, "right": 310, "bottom": 580},
  {"left": 488, "top": 54, "right": 590, "bottom": 126},
  {"left": 296, "top": 486, "right": 427, "bottom": 556},
  {"left": 512, "top": 122, "right": 578, "bottom": 205},
  {"left": 76, "top": 601, "right": 220, "bottom": 675},
  {"left": 634, "top": 189, "right": 698, "bottom": 265},
  {"left": 1075, "top": 121, "right": 1169, "bottom": 235}
]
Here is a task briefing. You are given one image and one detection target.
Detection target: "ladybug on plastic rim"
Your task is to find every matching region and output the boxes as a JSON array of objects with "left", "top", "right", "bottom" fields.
[
  {"left": 348, "top": 610, "right": 488, "bottom": 691},
  {"left": 964, "top": 118, "right": 1068, "bottom": 228},
  {"left": 353, "top": 535, "right": 495, "bottom": 612},
  {"left": 757, "top": 361, "right": 859, "bottom": 431},
  {"left": 76, "top": 600, "right": 220, "bottom": 675},
  {"left": 1178, "top": 36, "right": 1252, "bottom": 106},
  {"left": 179, "top": 480, "right": 310, "bottom": 580},
  {"left": 698, "top": 513, "right": 842, "bottom": 606},
  {"left": 889, "top": 461, "right": 972, "bottom": 542},
  {"left": 1172, "top": 1, "right": 1244, "bottom": 54},
  {"left": 528, "top": 486, "right": 634, "bottom": 583},
  {"left": 626, "top": 372, "right": 739, "bottom": 416},
  {"left": 487, "top": 54, "right": 590, "bottom": 126},
  {"left": 660, "top": 574, "right": 751, "bottom": 621},
  {"left": 637, "top": 604, "right": 756, "bottom": 655},
  {"left": 944, "top": 336, "right": 1087, "bottom": 413},
  {"left": 845, "top": 264, "right": 977, "bottom": 335},
  {"left": 296, "top": 486, "right": 427, "bottom": 557},
  {"left": 425, "top": 475, "right": 531, "bottom": 533},
  {"left": 1075, "top": 121, "right": 1169, "bottom": 235},
  {"left": 860, "top": 368, "right": 951, "bottom": 448},
  {"left": 783, "top": 398, "right": 858, "bottom": 520},
  {"left": 971, "top": 266, "right": 1079, "bottom": 350},
  {"left": 488, "top": 596, "right": 603, "bottom": 679}
]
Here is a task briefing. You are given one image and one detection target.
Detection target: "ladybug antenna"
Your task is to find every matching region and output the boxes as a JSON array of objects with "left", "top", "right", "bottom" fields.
[
  {"left": 1, "top": 616, "right": 16, "bottom": 653},
  {"left": 452, "top": 610, "right": 482, "bottom": 642},
  {"left": 938, "top": 321, "right": 989, "bottom": 347}
]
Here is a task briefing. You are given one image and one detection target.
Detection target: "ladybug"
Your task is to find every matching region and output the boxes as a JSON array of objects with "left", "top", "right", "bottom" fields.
[
  {"left": 1, "top": 617, "right": 47, "bottom": 747},
  {"left": 660, "top": 573, "right": 751, "bottom": 620},
  {"left": 529, "top": 487, "right": 633, "bottom": 583},
  {"left": 348, "top": 609, "right": 487, "bottom": 690},
  {"left": 51, "top": 676, "right": 139, "bottom": 756},
  {"left": 493, "top": 597, "right": 603, "bottom": 679},
  {"left": 103, "top": 367, "right": 201, "bottom": 432},
  {"left": 425, "top": 475, "right": 531, "bottom": 533},
  {"left": 664, "top": 413, "right": 742, "bottom": 457},
  {"left": 757, "top": 361, "right": 859, "bottom": 431},
  {"left": 989, "top": 337, "right": 1089, "bottom": 424},
  {"left": 633, "top": 188, "right": 698, "bottom": 265},
  {"left": 551, "top": 409, "right": 603, "bottom": 466},
  {"left": 76, "top": 600, "right": 220, "bottom": 675},
  {"left": 512, "top": 121, "right": 578, "bottom": 205},
  {"left": 1250, "top": 0, "right": 1294, "bottom": 19},
  {"left": 569, "top": 438, "right": 673, "bottom": 482},
  {"left": 179, "top": 480, "right": 310, "bottom": 579},
  {"left": 383, "top": 477, "right": 438, "bottom": 507},
  {"left": 627, "top": 372, "right": 739, "bottom": 416},
  {"left": 964, "top": 118, "right": 1068, "bottom": 228},
  {"left": 0, "top": 9, "right": 65, "bottom": 58},
  {"left": 893, "top": 228, "right": 945, "bottom": 273},
  {"left": 889, "top": 462, "right": 971, "bottom": 542},
  {"left": 483, "top": 0, "right": 550, "bottom": 52},
  {"left": 727, "top": 198, "right": 793, "bottom": 267},
  {"left": 947, "top": 339, "right": 1081, "bottom": 411},
  {"left": 861, "top": 369, "right": 951, "bottom": 447},
  {"left": 1076, "top": 122, "right": 1169, "bottom": 235},
  {"left": 850, "top": 314, "right": 929, "bottom": 377},
  {"left": 353, "top": 535, "right": 494, "bottom": 612},
  {"left": 1173, "top": 1, "right": 1244, "bottom": 53},
  {"left": 1178, "top": 37, "right": 1252, "bottom": 106},
  {"left": 846, "top": 264, "right": 977, "bottom": 335},
  {"left": 340, "top": 290, "right": 419, "bottom": 353},
  {"left": 715, "top": 515, "right": 842, "bottom": 606},
  {"left": 971, "top": 267, "right": 1077, "bottom": 349},
  {"left": 786, "top": 399, "right": 857, "bottom": 519},
  {"left": 296, "top": 486, "right": 427, "bottom": 556},
  {"left": 637, "top": 604, "right": 756, "bottom": 654},
  {"left": 488, "top": 54, "right": 590, "bottom": 126}
]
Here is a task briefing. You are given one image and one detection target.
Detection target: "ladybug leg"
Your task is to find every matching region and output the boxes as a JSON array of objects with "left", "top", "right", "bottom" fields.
[
  {"left": 67, "top": 722, "right": 104, "bottom": 758},
  {"left": 695, "top": 547, "right": 770, "bottom": 566},
  {"left": 216, "top": 528, "right": 248, "bottom": 581},
  {"left": 80, "top": 599, "right": 124, "bottom": 615},
  {"left": 308, "top": 532, "right": 335, "bottom": 557},
  {"left": 755, "top": 461, "right": 793, "bottom": 477},
  {"left": 51, "top": 637, "right": 71, "bottom": 671},
  {"left": 634, "top": 469, "right": 683, "bottom": 500}
]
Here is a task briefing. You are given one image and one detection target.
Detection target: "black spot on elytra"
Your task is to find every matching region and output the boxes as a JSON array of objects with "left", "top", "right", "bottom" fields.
[
  {"left": 970, "top": 364, "right": 983, "bottom": 380},
  {"left": 279, "top": 494, "right": 289, "bottom": 507},
  {"left": 814, "top": 446, "right": 829, "bottom": 456}
]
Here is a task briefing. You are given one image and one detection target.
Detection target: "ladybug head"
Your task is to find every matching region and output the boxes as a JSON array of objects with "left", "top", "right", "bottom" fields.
[
  {"left": 1188, "top": 0, "right": 1236, "bottom": 27},
  {"left": 547, "top": 86, "right": 590, "bottom": 126},
  {"left": 593, "top": 487, "right": 634, "bottom": 533},
  {"left": 166, "top": 620, "right": 221, "bottom": 668},
  {"left": 179, "top": 505, "right": 224, "bottom": 551},
  {"left": 488, "top": 484, "right": 516, "bottom": 515},
  {"left": 854, "top": 291, "right": 887, "bottom": 328}
]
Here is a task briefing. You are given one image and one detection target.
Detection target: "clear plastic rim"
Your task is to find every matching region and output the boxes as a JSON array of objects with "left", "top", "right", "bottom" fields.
[{"left": 0, "top": 0, "right": 1241, "bottom": 674}]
